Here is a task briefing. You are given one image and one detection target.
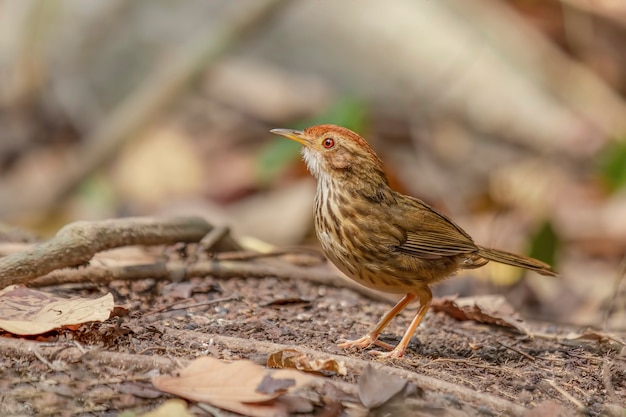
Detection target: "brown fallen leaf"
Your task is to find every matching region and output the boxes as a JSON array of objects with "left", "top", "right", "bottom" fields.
[
  {"left": 357, "top": 364, "right": 407, "bottom": 409},
  {"left": 431, "top": 295, "right": 530, "bottom": 335},
  {"left": 267, "top": 349, "right": 347, "bottom": 376},
  {"left": 0, "top": 285, "right": 114, "bottom": 335},
  {"left": 152, "top": 356, "right": 314, "bottom": 417},
  {"left": 256, "top": 374, "right": 296, "bottom": 395}
]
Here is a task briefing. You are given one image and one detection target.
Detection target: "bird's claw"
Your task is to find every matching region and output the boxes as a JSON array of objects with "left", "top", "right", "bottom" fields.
[
  {"left": 337, "top": 335, "right": 376, "bottom": 350},
  {"left": 337, "top": 335, "right": 395, "bottom": 351},
  {"left": 368, "top": 347, "right": 406, "bottom": 359}
]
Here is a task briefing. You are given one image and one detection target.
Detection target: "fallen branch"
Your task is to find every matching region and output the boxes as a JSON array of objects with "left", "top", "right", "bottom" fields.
[
  {"left": 0, "top": 216, "right": 213, "bottom": 288},
  {"left": 28, "top": 258, "right": 393, "bottom": 303}
]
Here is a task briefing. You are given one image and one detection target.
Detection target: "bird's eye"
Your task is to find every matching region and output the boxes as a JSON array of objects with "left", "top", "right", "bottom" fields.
[{"left": 322, "top": 138, "right": 335, "bottom": 149}]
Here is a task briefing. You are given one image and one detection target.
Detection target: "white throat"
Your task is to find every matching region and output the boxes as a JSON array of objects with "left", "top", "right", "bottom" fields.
[{"left": 301, "top": 147, "right": 324, "bottom": 180}]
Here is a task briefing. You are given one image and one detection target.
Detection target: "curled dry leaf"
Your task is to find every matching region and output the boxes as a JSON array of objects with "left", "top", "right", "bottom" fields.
[
  {"left": 267, "top": 349, "right": 347, "bottom": 376},
  {"left": 0, "top": 285, "right": 114, "bottom": 335},
  {"left": 152, "top": 356, "right": 314, "bottom": 417},
  {"left": 431, "top": 295, "right": 530, "bottom": 335}
]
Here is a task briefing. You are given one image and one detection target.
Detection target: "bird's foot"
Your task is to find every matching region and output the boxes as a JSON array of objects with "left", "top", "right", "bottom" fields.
[
  {"left": 337, "top": 335, "right": 395, "bottom": 351},
  {"left": 337, "top": 335, "right": 375, "bottom": 350},
  {"left": 368, "top": 346, "right": 406, "bottom": 359}
]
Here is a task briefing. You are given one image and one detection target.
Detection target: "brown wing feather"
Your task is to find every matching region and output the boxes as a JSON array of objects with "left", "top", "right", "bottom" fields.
[
  {"left": 393, "top": 196, "right": 478, "bottom": 259},
  {"left": 391, "top": 195, "right": 558, "bottom": 276}
]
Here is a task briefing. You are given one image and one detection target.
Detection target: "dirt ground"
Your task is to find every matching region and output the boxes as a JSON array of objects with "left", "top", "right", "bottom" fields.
[{"left": 0, "top": 251, "right": 624, "bottom": 417}]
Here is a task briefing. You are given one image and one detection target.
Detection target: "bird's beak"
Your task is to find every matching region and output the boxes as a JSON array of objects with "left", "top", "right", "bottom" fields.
[{"left": 270, "top": 128, "right": 309, "bottom": 146}]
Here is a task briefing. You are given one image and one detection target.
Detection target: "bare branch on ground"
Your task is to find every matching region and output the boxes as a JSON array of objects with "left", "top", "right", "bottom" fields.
[{"left": 0, "top": 216, "right": 213, "bottom": 288}]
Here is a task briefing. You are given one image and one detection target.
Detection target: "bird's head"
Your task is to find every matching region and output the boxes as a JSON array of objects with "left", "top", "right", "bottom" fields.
[{"left": 270, "top": 124, "right": 387, "bottom": 183}]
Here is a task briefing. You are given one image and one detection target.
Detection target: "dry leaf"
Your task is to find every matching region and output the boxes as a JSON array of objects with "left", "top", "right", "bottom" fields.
[
  {"left": 256, "top": 374, "right": 295, "bottom": 395},
  {"left": 431, "top": 295, "right": 530, "bottom": 335},
  {"left": 0, "top": 285, "right": 114, "bottom": 335},
  {"left": 138, "top": 399, "right": 194, "bottom": 417},
  {"left": 565, "top": 330, "right": 625, "bottom": 345},
  {"left": 267, "top": 349, "right": 347, "bottom": 376},
  {"left": 357, "top": 364, "right": 407, "bottom": 409},
  {"left": 152, "top": 356, "right": 313, "bottom": 417}
]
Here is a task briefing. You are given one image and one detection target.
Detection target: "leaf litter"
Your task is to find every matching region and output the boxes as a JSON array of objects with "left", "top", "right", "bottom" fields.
[
  {"left": 0, "top": 285, "right": 113, "bottom": 335},
  {"left": 431, "top": 295, "right": 530, "bottom": 335},
  {"left": 267, "top": 348, "right": 347, "bottom": 376},
  {"left": 357, "top": 364, "right": 408, "bottom": 409},
  {"left": 152, "top": 356, "right": 316, "bottom": 417}
]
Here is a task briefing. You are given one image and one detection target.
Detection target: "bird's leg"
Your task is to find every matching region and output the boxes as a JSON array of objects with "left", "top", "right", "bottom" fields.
[
  {"left": 370, "top": 286, "right": 432, "bottom": 359},
  {"left": 338, "top": 293, "right": 417, "bottom": 351}
]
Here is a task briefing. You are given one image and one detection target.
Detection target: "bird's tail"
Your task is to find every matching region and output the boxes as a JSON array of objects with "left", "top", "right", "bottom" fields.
[{"left": 477, "top": 246, "right": 557, "bottom": 277}]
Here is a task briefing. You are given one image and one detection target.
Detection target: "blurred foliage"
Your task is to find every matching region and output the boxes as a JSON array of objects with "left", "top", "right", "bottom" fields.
[
  {"left": 597, "top": 139, "right": 626, "bottom": 192},
  {"left": 528, "top": 220, "right": 559, "bottom": 269},
  {"left": 255, "top": 96, "right": 367, "bottom": 185},
  {"left": 77, "top": 175, "right": 117, "bottom": 215}
]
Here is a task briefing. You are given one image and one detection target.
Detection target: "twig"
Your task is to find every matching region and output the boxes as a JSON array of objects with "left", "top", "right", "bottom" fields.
[
  {"left": 542, "top": 378, "right": 585, "bottom": 409},
  {"left": 136, "top": 346, "right": 168, "bottom": 355},
  {"left": 145, "top": 294, "right": 241, "bottom": 316},
  {"left": 0, "top": 216, "right": 212, "bottom": 288},
  {"left": 71, "top": 341, "right": 87, "bottom": 355},
  {"left": 197, "top": 226, "right": 232, "bottom": 252},
  {"left": 497, "top": 341, "right": 536, "bottom": 361},
  {"left": 33, "top": 348, "right": 62, "bottom": 371}
]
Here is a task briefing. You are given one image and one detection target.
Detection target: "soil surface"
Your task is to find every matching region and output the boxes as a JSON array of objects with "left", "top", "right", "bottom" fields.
[{"left": 1, "top": 257, "right": 624, "bottom": 417}]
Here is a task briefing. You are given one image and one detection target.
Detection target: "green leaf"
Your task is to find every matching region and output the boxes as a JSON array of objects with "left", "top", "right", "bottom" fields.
[
  {"left": 77, "top": 174, "right": 116, "bottom": 209},
  {"left": 256, "top": 138, "right": 302, "bottom": 186},
  {"left": 256, "top": 96, "right": 368, "bottom": 185},
  {"left": 305, "top": 96, "right": 368, "bottom": 132},
  {"left": 597, "top": 140, "right": 626, "bottom": 192},
  {"left": 528, "top": 220, "right": 559, "bottom": 268}
]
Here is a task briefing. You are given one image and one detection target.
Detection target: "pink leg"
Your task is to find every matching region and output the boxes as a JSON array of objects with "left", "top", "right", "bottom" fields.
[
  {"left": 338, "top": 293, "right": 417, "bottom": 351},
  {"left": 370, "top": 287, "right": 432, "bottom": 358}
]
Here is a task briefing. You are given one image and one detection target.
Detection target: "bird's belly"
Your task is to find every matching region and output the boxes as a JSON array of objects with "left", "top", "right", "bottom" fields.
[{"left": 317, "top": 229, "right": 429, "bottom": 294}]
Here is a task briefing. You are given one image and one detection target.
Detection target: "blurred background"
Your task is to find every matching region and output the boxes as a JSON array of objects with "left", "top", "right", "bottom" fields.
[{"left": 0, "top": 0, "right": 625, "bottom": 328}]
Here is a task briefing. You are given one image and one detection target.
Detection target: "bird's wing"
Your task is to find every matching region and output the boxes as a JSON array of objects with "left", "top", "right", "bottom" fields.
[{"left": 394, "top": 197, "right": 478, "bottom": 259}]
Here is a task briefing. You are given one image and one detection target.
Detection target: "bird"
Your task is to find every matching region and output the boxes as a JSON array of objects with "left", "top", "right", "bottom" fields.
[{"left": 270, "top": 124, "right": 557, "bottom": 359}]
